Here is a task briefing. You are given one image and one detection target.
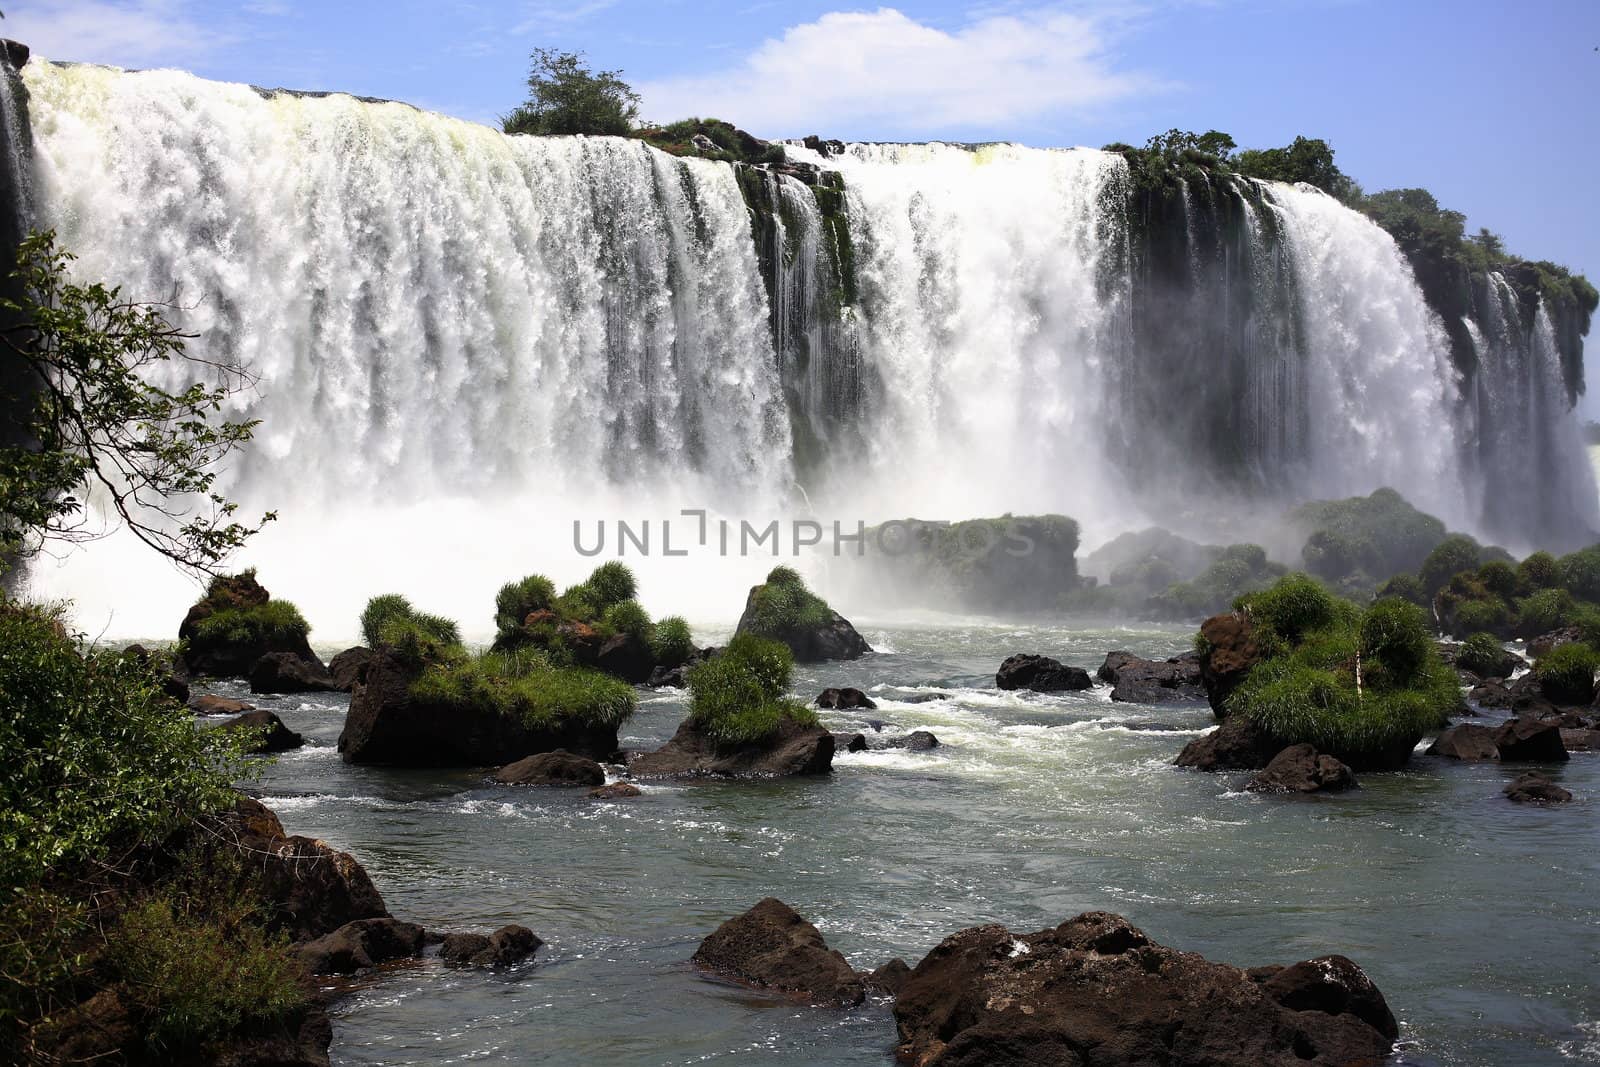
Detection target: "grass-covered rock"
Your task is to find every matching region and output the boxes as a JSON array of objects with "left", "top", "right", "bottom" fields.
[
  {"left": 1534, "top": 642, "right": 1599, "bottom": 705},
  {"left": 735, "top": 566, "right": 870, "bottom": 662},
  {"left": 1148, "top": 544, "right": 1287, "bottom": 620},
  {"left": 1289, "top": 487, "right": 1447, "bottom": 598},
  {"left": 491, "top": 564, "right": 677, "bottom": 682},
  {"left": 1209, "top": 576, "right": 1460, "bottom": 769},
  {"left": 649, "top": 616, "right": 695, "bottom": 668},
  {"left": 178, "top": 569, "right": 316, "bottom": 678},
  {"left": 1455, "top": 632, "right": 1522, "bottom": 679}
]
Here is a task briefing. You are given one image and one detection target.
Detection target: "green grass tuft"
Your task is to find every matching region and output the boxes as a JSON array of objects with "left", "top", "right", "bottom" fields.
[
  {"left": 1534, "top": 642, "right": 1599, "bottom": 704},
  {"left": 410, "top": 650, "right": 636, "bottom": 731},
  {"left": 744, "top": 570, "right": 833, "bottom": 638},
  {"left": 190, "top": 600, "right": 309, "bottom": 647},
  {"left": 601, "top": 599, "right": 651, "bottom": 640},
  {"left": 495, "top": 575, "right": 556, "bottom": 640},
  {"left": 686, "top": 633, "right": 816, "bottom": 747},
  {"left": 649, "top": 616, "right": 695, "bottom": 667}
]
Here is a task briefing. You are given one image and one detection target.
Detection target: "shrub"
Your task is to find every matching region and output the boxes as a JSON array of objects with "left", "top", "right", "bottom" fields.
[
  {"left": 410, "top": 650, "right": 635, "bottom": 730},
  {"left": 686, "top": 634, "right": 817, "bottom": 746},
  {"left": 1516, "top": 588, "right": 1578, "bottom": 637},
  {"left": 584, "top": 561, "right": 638, "bottom": 613},
  {"left": 553, "top": 584, "right": 600, "bottom": 623},
  {"left": 1419, "top": 535, "right": 1483, "bottom": 595},
  {"left": 495, "top": 575, "right": 556, "bottom": 639},
  {"left": 360, "top": 593, "right": 414, "bottom": 648},
  {"left": 744, "top": 568, "right": 834, "bottom": 638},
  {"left": 359, "top": 594, "right": 463, "bottom": 668},
  {"left": 189, "top": 599, "right": 309, "bottom": 647},
  {"left": 1237, "top": 572, "right": 1342, "bottom": 645},
  {"left": 1457, "top": 632, "right": 1515, "bottom": 678},
  {"left": 1149, "top": 544, "right": 1285, "bottom": 619},
  {"left": 1291, "top": 488, "right": 1447, "bottom": 586},
  {"left": 649, "top": 616, "right": 695, "bottom": 667},
  {"left": 601, "top": 599, "right": 651, "bottom": 640},
  {"left": 1476, "top": 560, "right": 1518, "bottom": 599},
  {"left": 1516, "top": 550, "right": 1562, "bottom": 593},
  {"left": 1558, "top": 546, "right": 1600, "bottom": 601},
  {"left": 1534, "top": 642, "right": 1600, "bottom": 704},
  {"left": 1451, "top": 597, "right": 1510, "bottom": 637},
  {"left": 1359, "top": 597, "right": 1433, "bottom": 684},
  {"left": 1374, "top": 572, "right": 1428, "bottom": 607}
]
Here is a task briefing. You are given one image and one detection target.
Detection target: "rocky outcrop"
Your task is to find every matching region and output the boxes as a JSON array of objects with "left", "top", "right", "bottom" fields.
[
  {"left": 249, "top": 651, "right": 338, "bottom": 695},
  {"left": 494, "top": 750, "right": 606, "bottom": 786},
  {"left": 892, "top": 911, "right": 1396, "bottom": 1067},
  {"left": 629, "top": 718, "right": 834, "bottom": 778},
  {"left": 338, "top": 653, "right": 619, "bottom": 766},
  {"left": 1245, "top": 744, "right": 1357, "bottom": 793},
  {"left": 995, "top": 654, "right": 1092, "bottom": 692},
  {"left": 178, "top": 571, "right": 318, "bottom": 679},
  {"left": 594, "top": 632, "right": 656, "bottom": 683},
  {"left": 867, "top": 958, "right": 912, "bottom": 996},
  {"left": 1504, "top": 771, "right": 1573, "bottom": 804},
  {"left": 1175, "top": 715, "right": 1282, "bottom": 771},
  {"left": 1427, "top": 724, "right": 1502, "bottom": 760},
  {"left": 220, "top": 709, "right": 305, "bottom": 753},
  {"left": 1098, "top": 650, "right": 1204, "bottom": 703},
  {"left": 647, "top": 647, "right": 717, "bottom": 688},
  {"left": 692, "top": 898, "right": 864, "bottom": 1006},
  {"left": 817, "top": 686, "right": 876, "bottom": 710},
  {"left": 1197, "top": 611, "right": 1262, "bottom": 717},
  {"left": 1492, "top": 717, "right": 1570, "bottom": 762},
  {"left": 734, "top": 590, "right": 872, "bottom": 663},
  {"left": 328, "top": 646, "right": 378, "bottom": 691},
  {"left": 190, "top": 693, "right": 254, "bottom": 715},
  {"left": 438, "top": 925, "right": 542, "bottom": 967},
  {"left": 296, "top": 917, "right": 426, "bottom": 975},
  {"left": 1529, "top": 627, "right": 1580, "bottom": 659}
]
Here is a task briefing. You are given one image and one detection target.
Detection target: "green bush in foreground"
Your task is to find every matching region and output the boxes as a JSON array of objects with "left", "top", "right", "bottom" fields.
[
  {"left": 686, "top": 633, "right": 817, "bottom": 746},
  {"left": 189, "top": 599, "right": 309, "bottom": 647},
  {"left": 743, "top": 566, "right": 834, "bottom": 638},
  {"left": 1534, "top": 642, "right": 1600, "bottom": 705},
  {"left": 1227, "top": 582, "right": 1457, "bottom": 758},
  {"left": 650, "top": 616, "right": 695, "bottom": 667},
  {"left": 494, "top": 575, "right": 556, "bottom": 640},
  {"left": 410, "top": 649, "right": 635, "bottom": 731}
]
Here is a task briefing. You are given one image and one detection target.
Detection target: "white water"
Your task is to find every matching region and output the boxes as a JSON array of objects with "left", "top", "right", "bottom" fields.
[{"left": 14, "top": 62, "right": 1597, "bottom": 639}]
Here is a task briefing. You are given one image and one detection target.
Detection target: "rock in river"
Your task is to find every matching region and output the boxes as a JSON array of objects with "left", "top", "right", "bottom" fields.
[
  {"left": 693, "top": 898, "right": 864, "bottom": 1006},
  {"left": 995, "top": 654, "right": 1092, "bottom": 692}
]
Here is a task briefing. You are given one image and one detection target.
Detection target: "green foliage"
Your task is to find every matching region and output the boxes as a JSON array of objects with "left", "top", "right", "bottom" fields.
[
  {"left": 1150, "top": 543, "right": 1285, "bottom": 619},
  {"left": 189, "top": 599, "right": 309, "bottom": 647},
  {"left": 0, "top": 231, "right": 273, "bottom": 576},
  {"left": 1232, "top": 136, "right": 1357, "bottom": 200},
  {"left": 359, "top": 594, "right": 463, "bottom": 668},
  {"left": 494, "top": 575, "right": 556, "bottom": 640},
  {"left": 686, "top": 633, "right": 817, "bottom": 747},
  {"left": 1226, "top": 577, "right": 1458, "bottom": 757},
  {"left": 1516, "top": 588, "right": 1578, "bottom": 638},
  {"left": 601, "top": 598, "right": 651, "bottom": 640},
  {"left": 502, "top": 48, "right": 639, "bottom": 136},
  {"left": 744, "top": 567, "right": 834, "bottom": 638},
  {"left": 410, "top": 649, "right": 635, "bottom": 730},
  {"left": 1534, "top": 642, "right": 1600, "bottom": 704},
  {"left": 1452, "top": 597, "right": 1510, "bottom": 637},
  {"left": 634, "top": 116, "right": 779, "bottom": 164},
  {"left": 649, "top": 615, "right": 694, "bottom": 667},
  {"left": 1558, "top": 545, "right": 1600, "bottom": 601},
  {"left": 1517, "top": 550, "right": 1563, "bottom": 593},
  {"left": 1375, "top": 572, "right": 1428, "bottom": 608},
  {"left": 1457, "top": 632, "right": 1514, "bottom": 678},
  {"left": 360, "top": 593, "right": 413, "bottom": 648},
  {"left": 1476, "top": 560, "right": 1518, "bottom": 598},
  {"left": 1292, "top": 488, "right": 1447, "bottom": 591},
  {"left": 584, "top": 561, "right": 638, "bottom": 612},
  {"left": 0, "top": 602, "right": 253, "bottom": 893},
  {"left": 1419, "top": 534, "right": 1484, "bottom": 596}
]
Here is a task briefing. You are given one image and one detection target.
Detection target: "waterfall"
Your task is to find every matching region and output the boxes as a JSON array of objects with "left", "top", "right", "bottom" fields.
[{"left": 12, "top": 60, "right": 1598, "bottom": 636}]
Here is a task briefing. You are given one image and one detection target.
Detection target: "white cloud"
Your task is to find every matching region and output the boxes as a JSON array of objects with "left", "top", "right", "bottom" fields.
[
  {"left": 3, "top": 0, "right": 234, "bottom": 68},
  {"left": 636, "top": 7, "right": 1158, "bottom": 138},
  {"left": 511, "top": 0, "right": 620, "bottom": 36}
]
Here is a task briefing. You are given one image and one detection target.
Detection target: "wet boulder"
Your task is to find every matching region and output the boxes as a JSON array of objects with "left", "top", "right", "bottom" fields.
[
  {"left": 832, "top": 732, "right": 869, "bottom": 753},
  {"left": 1245, "top": 744, "right": 1357, "bottom": 793},
  {"left": 1492, "top": 717, "right": 1570, "bottom": 762},
  {"left": 219, "top": 709, "right": 304, "bottom": 754},
  {"left": 1098, "top": 650, "right": 1204, "bottom": 703},
  {"left": 495, "top": 750, "right": 606, "bottom": 787},
  {"left": 734, "top": 586, "right": 871, "bottom": 663},
  {"left": 249, "top": 651, "right": 339, "bottom": 695},
  {"left": 1196, "top": 611, "right": 1263, "bottom": 718},
  {"left": 1467, "top": 680, "right": 1514, "bottom": 710},
  {"left": 296, "top": 917, "right": 426, "bottom": 975},
  {"left": 892, "top": 911, "right": 1396, "bottom": 1067},
  {"left": 817, "top": 686, "right": 877, "bottom": 710},
  {"left": 1529, "top": 627, "right": 1580, "bottom": 659},
  {"left": 630, "top": 718, "right": 834, "bottom": 779},
  {"left": 328, "top": 646, "right": 378, "bottom": 691},
  {"left": 1503, "top": 771, "right": 1572, "bottom": 804},
  {"left": 995, "top": 654, "right": 1092, "bottom": 692},
  {"left": 1427, "top": 724, "right": 1501, "bottom": 761},
  {"left": 594, "top": 632, "right": 656, "bottom": 683},
  {"left": 439, "top": 925, "right": 542, "bottom": 967},
  {"left": 881, "top": 730, "right": 940, "bottom": 752},
  {"left": 866, "top": 958, "right": 912, "bottom": 996},
  {"left": 1175, "top": 715, "right": 1282, "bottom": 771},
  {"left": 692, "top": 898, "right": 864, "bottom": 1006},
  {"left": 589, "top": 781, "right": 643, "bottom": 799},
  {"left": 189, "top": 693, "right": 254, "bottom": 716}
]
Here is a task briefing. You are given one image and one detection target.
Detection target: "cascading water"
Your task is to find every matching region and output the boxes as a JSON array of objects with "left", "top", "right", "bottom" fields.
[{"left": 11, "top": 60, "right": 1597, "bottom": 636}]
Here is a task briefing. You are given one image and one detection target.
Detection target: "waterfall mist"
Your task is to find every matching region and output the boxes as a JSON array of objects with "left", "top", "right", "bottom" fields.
[{"left": 13, "top": 61, "right": 1597, "bottom": 639}]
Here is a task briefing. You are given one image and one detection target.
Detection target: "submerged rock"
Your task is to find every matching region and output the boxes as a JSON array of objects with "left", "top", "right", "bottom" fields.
[
  {"left": 439, "top": 925, "right": 542, "bottom": 967},
  {"left": 816, "top": 686, "right": 877, "bottom": 710},
  {"left": 219, "top": 709, "right": 304, "bottom": 754},
  {"left": 296, "top": 917, "right": 426, "bottom": 975},
  {"left": 880, "top": 730, "right": 940, "bottom": 752},
  {"left": 832, "top": 732, "right": 869, "bottom": 753},
  {"left": 1175, "top": 715, "right": 1281, "bottom": 771},
  {"left": 1246, "top": 744, "right": 1357, "bottom": 793},
  {"left": 892, "top": 911, "right": 1396, "bottom": 1067},
  {"left": 866, "top": 958, "right": 912, "bottom": 996},
  {"left": 1098, "top": 650, "right": 1204, "bottom": 703},
  {"left": 692, "top": 898, "right": 864, "bottom": 1006},
  {"left": 629, "top": 718, "right": 834, "bottom": 778},
  {"left": 589, "top": 781, "right": 643, "bottom": 799},
  {"left": 1503, "top": 771, "right": 1573, "bottom": 804},
  {"left": 495, "top": 749, "right": 606, "bottom": 786},
  {"left": 249, "top": 651, "right": 338, "bottom": 695},
  {"left": 995, "top": 654, "right": 1092, "bottom": 692},
  {"left": 189, "top": 693, "right": 254, "bottom": 716},
  {"left": 1196, "top": 611, "right": 1262, "bottom": 718}
]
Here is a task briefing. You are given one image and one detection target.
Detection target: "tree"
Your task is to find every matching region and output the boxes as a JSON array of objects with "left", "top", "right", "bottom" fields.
[
  {"left": 1143, "top": 128, "right": 1236, "bottom": 162},
  {"left": 502, "top": 48, "right": 639, "bottom": 137},
  {"left": 1233, "top": 136, "right": 1357, "bottom": 201},
  {"left": 0, "top": 231, "right": 273, "bottom": 577}
]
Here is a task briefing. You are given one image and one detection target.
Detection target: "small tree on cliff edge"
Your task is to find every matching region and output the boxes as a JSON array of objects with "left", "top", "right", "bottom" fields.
[
  {"left": 502, "top": 48, "right": 639, "bottom": 136},
  {"left": 0, "top": 230, "right": 273, "bottom": 578}
]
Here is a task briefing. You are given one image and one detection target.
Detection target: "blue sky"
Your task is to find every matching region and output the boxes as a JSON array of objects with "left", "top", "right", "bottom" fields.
[{"left": 10, "top": 0, "right": 1600, "bottom": 404}]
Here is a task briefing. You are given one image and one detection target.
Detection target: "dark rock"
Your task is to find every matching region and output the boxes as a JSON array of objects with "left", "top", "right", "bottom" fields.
[
  {"left": 178, "top": 572, "right": 318, "bottom": 679},
  {"left": 1427, "top": 724, "right": 1501, "bottom": 760},
  {"left": 898, "top": 692, "right": 950, "bottom": 704},
  {"left": 692, "top": 898, "right": 864, "bottom": 1006},
  {"left": 296, "top": 917, "right": 426, "bottom": 975},
  {"left": 589, "top": 781, "right": 643, "bottom": 799},
  {"left": 646, "top": 647, "right": 716, "bottom": 689},
  {"left": 1197, "top": 611, "right": 1263, "bottom": 718},
  {"left": 495, "top": 749, "right": 606, "bottom": 786},
  {"left": 893, "top": 911, "right": 1395, "bottom": 1067},
  {"left": 249, "top": 650, "right": 338, "bottom": 695},
  {"left": 1529, "top": 626, "right": 1581, "bottom": 659},
  {"left": 1560, "top": 728, "right": 1600, "bottom": 751},
  {"left": 439, "top": 925, "right": 542, "bottom": 967},
  {"left": 0, "top": 39, "right": 30, "bottom": 69},
  {"left": 817, "top": 686, "right": 877, "bottom": 710},
  {"left": 1099, "top": 650, "right": 1204, "bottom": 703},
  {"left": 595, "top": 632, "right": 657, "bottom": 683},
  {"left": 734, "top": 586, "right": 871, "bottom": 663},
  {"left": 339, "top": 653, "right": 619, "bottom": 766},
  {"left": 802, "top": 134, "right": 846, "bottom": 157},
  {"left": 630, "top": 717, "right": 834, "bottom": 778},
  {"left": 189, "top": 693, "right": 254, "bottom": 715},
  {"left": 832, "top": 732, "right": 869, "bottom": 753},
  {"left": 866, "top": 958, "right": 911, "bottom": 996},
  {"left": 1493, "top": 717, "right": 1570, "bottom": 762},
  {"left": 1468, "top": 680, "right": 1514, "bottom": 709},
  {"left": 328, "top": 646, "right": 378, "bottom": 691},
  {"left": 1503, "top": 771, "right": 1573, "bottom": 804},
  {"left": 994, "top": 653, "right": 1092, "bottom": 692},
  {"left": 1245, "top": 744, "right": 1357, "bottom": 793},
  {"left": 220, "top": 709, "right": 304, "bottom": 754},
  {"left": 1175, "top": 715, "right": 1281, "bottom": 771},
  {"left": 882, "top": 730, "right": 939, "bottom": 751}
]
